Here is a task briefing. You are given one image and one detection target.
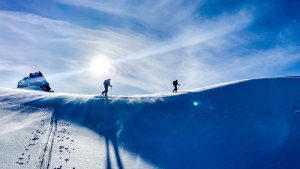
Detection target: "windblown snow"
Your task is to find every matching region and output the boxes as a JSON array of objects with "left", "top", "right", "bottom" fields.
[{"left": 1, "top": 77, "right": 300, "bottom": 169}]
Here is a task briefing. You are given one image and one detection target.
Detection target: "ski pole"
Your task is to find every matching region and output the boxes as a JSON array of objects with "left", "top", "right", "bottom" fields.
[{"left": 110, "top": 87, "right": 112, "bottom": 97}]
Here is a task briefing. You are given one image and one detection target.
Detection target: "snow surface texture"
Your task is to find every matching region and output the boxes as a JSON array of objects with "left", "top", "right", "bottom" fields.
[{"left": 1, "top": 77, "right": 300, "bottom": 169}]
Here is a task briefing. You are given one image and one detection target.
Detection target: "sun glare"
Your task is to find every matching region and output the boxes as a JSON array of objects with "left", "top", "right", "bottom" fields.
[{"left": 89, "top": 57, "right": 112, "bottom": 75}]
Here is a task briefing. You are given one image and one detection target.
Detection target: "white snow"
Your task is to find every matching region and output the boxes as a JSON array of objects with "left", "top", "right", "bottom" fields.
[{"left": 1, "top": 77, "right": 300, "bottom": 169}]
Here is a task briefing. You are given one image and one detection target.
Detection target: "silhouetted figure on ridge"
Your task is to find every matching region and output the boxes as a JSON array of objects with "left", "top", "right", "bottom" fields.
[
  {"left": 102, "top": 79, "right": 112, "bottom": 96},
  {"left": 173, "top": 80, "right": 180, "bottom": 93}
]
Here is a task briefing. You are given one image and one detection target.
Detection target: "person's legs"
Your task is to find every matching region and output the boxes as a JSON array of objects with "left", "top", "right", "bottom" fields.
[
  {"left": 102, "top": 86, "right": 108, "bottom": 95},
  {"left": 104, "top": 87, "right": 108, "bottom": 96}
]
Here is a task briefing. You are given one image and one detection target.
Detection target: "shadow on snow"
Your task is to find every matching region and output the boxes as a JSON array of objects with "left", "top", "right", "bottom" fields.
[{"left": 3, "top": 77, "right": 300, "bottom": 169}]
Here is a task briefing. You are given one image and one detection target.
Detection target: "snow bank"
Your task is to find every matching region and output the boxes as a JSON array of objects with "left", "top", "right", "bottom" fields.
[{"left": 1, "top": 77, "right": 300, "bottom": 169}]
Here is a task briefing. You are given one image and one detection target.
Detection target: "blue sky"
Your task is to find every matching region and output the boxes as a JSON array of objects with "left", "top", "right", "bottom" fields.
[{"left": 0, "top": 0, "right": 300, "bottom": 95}]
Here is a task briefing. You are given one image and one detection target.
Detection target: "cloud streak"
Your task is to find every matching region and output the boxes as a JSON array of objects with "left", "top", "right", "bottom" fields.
[{"left": 0, "top": 0, "right": 300, "bottom": 95}]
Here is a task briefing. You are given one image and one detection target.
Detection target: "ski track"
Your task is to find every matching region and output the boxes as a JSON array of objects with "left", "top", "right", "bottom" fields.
[
  {"left": 10, "top": 103, "right": 77, "bottom": 169},
  {"left": 46, "top": 116, "right": 57, "bottom": 169},
  {"left": 36, "top": 110, "right": 57, "bottom": 169},
  {"left": 11, "top": 104, "right": 52, "bottom": 168},
  {"left": 8, "top": 102, "right": 58, "bottom": 169}
]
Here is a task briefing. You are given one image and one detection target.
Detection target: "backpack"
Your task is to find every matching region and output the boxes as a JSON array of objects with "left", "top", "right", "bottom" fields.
[
  {"left": 103, "top": 79, "right": 110, "bottom": 86},
  {"left": 173, "top": 80, "right": 177, "bottom": 86}
]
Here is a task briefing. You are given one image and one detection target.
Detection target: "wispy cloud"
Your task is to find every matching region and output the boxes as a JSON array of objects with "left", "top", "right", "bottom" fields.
[
  {"left": 57, "top": 0, "right": 202, "bottom": 30},
  {"left": 0, "top": 0, "right": 300, "bottom": 95}
]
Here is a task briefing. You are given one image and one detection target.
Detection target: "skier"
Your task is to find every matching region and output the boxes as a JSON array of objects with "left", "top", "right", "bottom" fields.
[
  {"left": 172, "top": 80, "right": 180, "bottom": 93},
  {"left": 101, "top": 79, "right": 112, "bottom": 96}
]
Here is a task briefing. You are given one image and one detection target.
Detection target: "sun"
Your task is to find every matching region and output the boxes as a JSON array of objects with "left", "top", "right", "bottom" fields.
[{"left": 89, "top": 57, "right": 112, "bottom": 75}]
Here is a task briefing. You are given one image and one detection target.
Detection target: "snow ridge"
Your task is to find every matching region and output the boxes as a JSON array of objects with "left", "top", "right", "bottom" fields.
[{"left": 2, "top": 77, "right": 300, "bottom": 169}]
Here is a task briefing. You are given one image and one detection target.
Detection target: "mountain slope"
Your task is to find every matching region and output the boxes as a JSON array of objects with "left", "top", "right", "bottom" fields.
[{"left": 1, "top": 77, "right": 300, "bottom": 169}]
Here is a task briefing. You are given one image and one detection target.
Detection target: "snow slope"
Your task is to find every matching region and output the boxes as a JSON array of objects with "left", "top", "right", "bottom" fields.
[{"left": 1, "top": 77, "right": 300, "bottom": 169}]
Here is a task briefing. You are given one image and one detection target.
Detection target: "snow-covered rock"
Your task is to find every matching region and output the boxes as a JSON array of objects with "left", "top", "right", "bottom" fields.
[{"left": 17, "top": 71, "right": 53, "bottom": 92}]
